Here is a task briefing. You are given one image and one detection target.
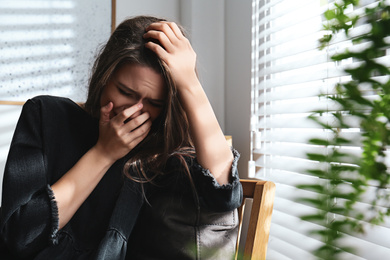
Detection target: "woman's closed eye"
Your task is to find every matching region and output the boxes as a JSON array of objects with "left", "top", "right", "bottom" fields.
[
  {"left": 117, "top": 86, "right": 164, "bottom": 107},
  {"left": 148, "top": 100, "right": 164, "bottom": 108},
  {"left": 117, "top": 87, "right": 134, "bottom": 97}
]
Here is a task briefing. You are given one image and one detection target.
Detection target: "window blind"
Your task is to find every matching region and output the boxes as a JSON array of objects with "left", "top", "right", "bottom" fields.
[{"left": 251, "top": 0, "right": 390, "bottom": 259}]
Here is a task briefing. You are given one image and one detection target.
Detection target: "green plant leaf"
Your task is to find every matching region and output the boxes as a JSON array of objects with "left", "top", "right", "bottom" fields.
[
  {"left": 298, "top": 1, "right": 390, "bottom": 258},
  {"left": 309, "top": 138, "right": 331, "bottom": 146}
]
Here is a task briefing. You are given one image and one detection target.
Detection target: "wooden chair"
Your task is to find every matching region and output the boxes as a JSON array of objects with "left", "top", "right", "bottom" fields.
[{"left": 235, "top": 179, "right": 276, "bottom": 260}]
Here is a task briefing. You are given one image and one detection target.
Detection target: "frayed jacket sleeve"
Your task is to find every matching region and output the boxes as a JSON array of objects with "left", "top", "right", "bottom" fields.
[
  {"left": 0, "top": 99, "right": 59, "bottom": 258},
  {"left": 191, "top": 149, "right": 243, "bottom": 212}
]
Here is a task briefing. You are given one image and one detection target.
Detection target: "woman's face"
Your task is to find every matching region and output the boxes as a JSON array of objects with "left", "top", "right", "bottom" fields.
[{"left": 100, "top": 63, "right": 166, "bottom": 121}]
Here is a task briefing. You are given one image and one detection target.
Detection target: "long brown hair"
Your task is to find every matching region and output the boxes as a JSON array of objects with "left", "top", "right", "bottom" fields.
[{"left": 84, "top": 16, "right": 195, "bottom": 182}]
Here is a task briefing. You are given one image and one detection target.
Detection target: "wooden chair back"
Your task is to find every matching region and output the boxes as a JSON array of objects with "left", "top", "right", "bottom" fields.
[{"left": 235, "top": 179, "right": 276, "bottom": 260}]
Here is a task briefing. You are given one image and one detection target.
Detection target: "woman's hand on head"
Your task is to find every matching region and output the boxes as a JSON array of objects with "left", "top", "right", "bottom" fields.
[
  {"left": 144, "top": 21, "right": 199, "bottom": 91},
  {"left": 95, "top": 102, "right": 152, "bottom": 163},
  {"left": 144, "top": 22, "right": 233, "bottom": 185}
]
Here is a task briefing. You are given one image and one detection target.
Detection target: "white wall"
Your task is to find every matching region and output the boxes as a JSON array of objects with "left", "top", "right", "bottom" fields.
[
  {"left": 179, "top": 0, "right": 226, "bottom": 131},
  {"left": 225, "top": 0, "right": 252, "bottom": 177},
  {"left": 116, "top": 0, "right": 181, "bottom": 24}
]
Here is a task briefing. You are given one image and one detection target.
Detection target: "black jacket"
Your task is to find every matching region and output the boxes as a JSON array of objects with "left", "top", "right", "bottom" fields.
[{"left": 0, "top": 96, "right": 242, "bottom": 259}]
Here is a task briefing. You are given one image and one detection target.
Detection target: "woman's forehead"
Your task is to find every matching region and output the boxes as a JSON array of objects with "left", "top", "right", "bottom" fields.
[{"left": 114, "top": 63, "right": 166, "bottom": 100}]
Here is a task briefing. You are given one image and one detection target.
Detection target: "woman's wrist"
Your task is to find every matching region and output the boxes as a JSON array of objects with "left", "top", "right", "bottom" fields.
[
  {"left": 177, "top": 80, "right": 206, "bottom": 107},
  {"left": 90, "top": 144, "right": 117, "bottom": 169},
  {"left": 176, "top": 72, "right": 201, "bottom": 93}
]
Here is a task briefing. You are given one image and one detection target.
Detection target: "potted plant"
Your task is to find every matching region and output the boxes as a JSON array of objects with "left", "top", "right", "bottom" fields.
[{"left": 296, "top": 0, "right": 390, "bottom": 258}]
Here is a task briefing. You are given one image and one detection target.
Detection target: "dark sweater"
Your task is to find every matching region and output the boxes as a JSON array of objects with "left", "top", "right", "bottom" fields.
[{"left": 0, "top": 96, "right": 242, "bottom": 260}]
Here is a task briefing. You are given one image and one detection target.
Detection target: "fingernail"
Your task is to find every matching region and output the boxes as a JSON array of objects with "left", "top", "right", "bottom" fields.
[{"left": 138, "top": 103, "right": 143, "bottom": 109}]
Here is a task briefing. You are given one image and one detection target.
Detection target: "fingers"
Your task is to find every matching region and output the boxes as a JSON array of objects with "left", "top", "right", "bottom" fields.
[
  {"left": 166, "top": 22, "right": 185, "bottom": 39},
  {"left": 97, "top": 102, "right": 154, "bottom": 160},
  {"left": 143, "top": 30, "right": 173, "bottom": 55},
  {"left": 143, "top": 21, "right": 197, "bottom": 91},
  {"left": 144, "top": 41, "right": 169, "bottom": 61},
  {"left": 117, "top": 111, "right": 152, "bottom": 151},
  {"left": 126, "top": 112, "right": 150, "bottom": 133},
  {"left": 110, "top": 103, "right": 143, "bottom": 125},
  {"left": 143, "top": 22, "right": 185, "bottom": 53},
  {"left": 146, "top": 21, "right": 184, "bottom": 41},
  {"left": 100, "top": 102, "right": 113, "bottom": 123},
  {"left": 127, "top": 118, "right": 152, "bottom": 147},
  {"left": 109, "top": 104, "right": 151, "bottom": 134},
  {"left": 144, "top": 24, "right": 175, "bottom": 46}
]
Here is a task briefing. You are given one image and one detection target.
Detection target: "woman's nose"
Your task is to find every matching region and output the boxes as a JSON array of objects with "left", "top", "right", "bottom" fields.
[{"left": 136, "top": 99, "right": 145, "bottom": 111}]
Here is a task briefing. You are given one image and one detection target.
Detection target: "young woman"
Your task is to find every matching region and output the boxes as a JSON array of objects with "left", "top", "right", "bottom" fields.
[{"left": 0, "top": 16, "right": 242, "bottom": 259}]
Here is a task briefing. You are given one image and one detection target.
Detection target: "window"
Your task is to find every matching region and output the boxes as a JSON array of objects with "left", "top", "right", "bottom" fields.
[
  {"left": 0, "top": 0, "right": 111, "bottom": 102},
  {"left": 0, "top": 0, "right": 112, "bottom": 203},
  {"left": 251, "top": 0, "right": 390, "bottom": 258}
]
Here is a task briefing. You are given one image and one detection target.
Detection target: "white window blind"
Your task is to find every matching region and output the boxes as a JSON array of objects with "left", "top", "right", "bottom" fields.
[{"left": 251, "top": 0, "right": 390, "bottom": 259}]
